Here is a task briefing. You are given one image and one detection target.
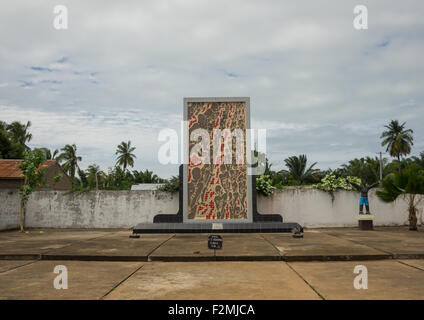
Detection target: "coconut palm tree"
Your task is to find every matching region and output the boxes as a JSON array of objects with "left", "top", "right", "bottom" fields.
[
  {"left": 6, "top": 121, "right": 32, "bottom": 151},
  {"left": 380, "top": 120, "right": 414, "bottom": 171},
  {"left": 376, "top": 165, "right": 424, "bottom": 230},
  {"left": 87, "top": 164, "right": 103, "bottom": 190},
  {"left": 36, "top": 148, "right": 59, "bottom": 160},
  {"left": 142, "top": 170, "right": 159, "bottom": 183},
  {"left": 58, "top": 144, "right": 81, "bottom": 182},
  {"left": 77, "top": 167, "right": 88, "bottom": 188},
  {"left": 412, "top": 152, "right": 424, "bottom": 169},
  {"left": 115, "top": 141, "right": 136, "bottom": 172},
  {"left": 280, "top": 154, "right": 318, "bottom": 184},
  {"left": 341, "top": 157, "right": 388, "bottom": 184}
]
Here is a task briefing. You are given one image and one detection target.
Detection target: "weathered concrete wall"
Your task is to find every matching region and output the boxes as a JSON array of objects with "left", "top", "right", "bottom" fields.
[
  {"left": 0, "top": 188, "right": 422, "bottom": 230},
  {"left": 0, "top": 189, "right": 179, "bottom": 230},
  {"left": 257, "top": 188, "right": 423, "bottom": 228},
  {"left": 0, "top": 189, "right": 21, "bottom": 230}
]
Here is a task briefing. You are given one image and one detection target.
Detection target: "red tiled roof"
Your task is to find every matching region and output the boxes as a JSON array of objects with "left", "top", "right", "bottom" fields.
[{"left": 0, "top": 160, "right": 56, "bottom": 179}]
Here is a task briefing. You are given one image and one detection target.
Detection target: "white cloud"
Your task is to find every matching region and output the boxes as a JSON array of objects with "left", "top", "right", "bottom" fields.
[{"left": 0, "top": 0, "right": 423, "bottom": 177}]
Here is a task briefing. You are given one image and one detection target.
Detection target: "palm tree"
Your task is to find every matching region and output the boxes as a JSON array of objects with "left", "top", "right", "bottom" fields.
[
  {"left": 77, "top": 167, "right": 88, "bottom": 188},
  {"left": 365, "top": 156, "right": 389, "bottom": 182},
  {"left": 115, "top": 141, "right": 136, "bottom": 172},
  {"left": 412, "top": 152, "right": 424, "bottom": 168},
  {"left": 380, "top": 120, "right": 414, "bottom": 170},
  {"left": 341, "top": 157, "right": 388, "bottom": 184},
  {"left": 377, "top": 165, "right": 424, "bottom": 230},
  {"left": 6, "top": 121, "right": 32, "bottom": 150},
  {"left": 36, "top": 148, "right": 59, "bottom": 160},
  {"left": 58, "top": 144, "right": 81, "bottom": 182},
  {"left": 87, "top": 164, "right": 102, "bottom": 190},
  {"left": 280, "top": 154, "right": 318, "bottom": 184},
  {"left": 341, "top": 158, "right": 367, "bottom": 178},
  {"left": 142, "top": 169, "right": 159, "bottom": 183}
]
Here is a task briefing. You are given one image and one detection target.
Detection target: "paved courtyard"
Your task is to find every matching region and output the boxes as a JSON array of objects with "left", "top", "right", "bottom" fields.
[{"left": 0, "top": 227, "right": 423, "bottom": 299}]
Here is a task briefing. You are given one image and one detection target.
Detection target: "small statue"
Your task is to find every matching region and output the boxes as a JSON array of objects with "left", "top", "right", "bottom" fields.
[{"left": 347, "top": 178, "right": 379, "bottom": 214}]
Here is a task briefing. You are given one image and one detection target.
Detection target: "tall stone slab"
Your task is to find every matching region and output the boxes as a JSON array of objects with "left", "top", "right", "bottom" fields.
[{"left": 184, "top": 97, "right": 252, "bottom": 222}]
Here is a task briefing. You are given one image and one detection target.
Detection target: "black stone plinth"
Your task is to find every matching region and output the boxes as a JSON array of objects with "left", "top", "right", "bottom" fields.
[
  {"left": 358, "top": 215, "right": 374, "bottom": 230},
  {"left": 133, "top": 222, "right": 302, "bottom": 234}
]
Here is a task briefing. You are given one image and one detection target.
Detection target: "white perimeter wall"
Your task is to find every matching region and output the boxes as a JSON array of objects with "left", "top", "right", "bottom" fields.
[
  {"left": 0, "top": 188, "right": 422, "bottom": 230},
  {"left": 258, "top": 188, "right": 423, "bottom": 228}
]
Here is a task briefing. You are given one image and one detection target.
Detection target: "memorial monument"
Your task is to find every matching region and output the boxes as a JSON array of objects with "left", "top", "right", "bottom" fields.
[{"left": 133, "top": 97, "right": 302, "bottom": 234}]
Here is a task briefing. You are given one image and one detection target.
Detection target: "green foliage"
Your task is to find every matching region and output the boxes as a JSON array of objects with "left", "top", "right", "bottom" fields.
[
  {"left": 380, "top": 120, "right": 414, "bottom": 165},
  {"left": 159, "top": 176, "right": 180, "bottom": 193},
  {"left": 314, "top": 173, "right": 361, "bottom": 201},
  {"left": 411, "top": 152, "right": 424, "bottom": 169},
  {"left": 115, "top": 141, "right": 136, "bottom": 172},
  {"left": 58, "top": 144, "right": 81, "bottom": 181},
  {"left": 340, "top": 157, "right": 390, "bottom": 184},
  {"left": 18, "top": 149, "right": 46, "bottom": 205},
  {"left": 256, "top": 174, "right": 275, "bottom": 196},
  {"left": 0, "top": 121, "right": 27, "bottom": 159},
  {"left": 53, "top": 173, "right": 63, "bottom": 183},
  {"left": 377, "top": 165, "right": 424, "bottom": 230},
  {"left": 103, "top": 166, "right": 133, "bottom": 190},
  {"left": 273, "top": 181, "right": 286, "bottom": 190},
  {"left": 70, "top": 164, "right": 166, "bottom": 191},
  {"left": 376, "top": 166, "right": 424, "bottom": 202},
  {"left": 86, "top": 164, "right": 103, "bottom": 190},
  {"left": 76, "top": 167, "right": 89, "bottom": 189},
  {"left": 5, "top": 121, "right": 32, "bottom": 151},
  {"left": 132, "top": 169, "right": 164, "bottom": 183},
  {"left": 280, "top": 154, "right": 319, "bottom": 185},
  {"left": 35, "top": 147, "right": 59, "bottom": 160}
]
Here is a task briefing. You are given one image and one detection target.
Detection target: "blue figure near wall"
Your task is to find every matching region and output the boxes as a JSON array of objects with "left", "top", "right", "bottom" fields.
[{"left": 347, "top": 179, "right": 379, "bottom": 214}]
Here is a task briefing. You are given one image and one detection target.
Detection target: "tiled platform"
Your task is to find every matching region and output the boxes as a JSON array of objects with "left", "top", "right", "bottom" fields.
[
  {"left": 0, "top": 227, "right": 423, "bottom": 262},
  {"left": 133, "top": 222, "right": 302, "bottom": 234}
]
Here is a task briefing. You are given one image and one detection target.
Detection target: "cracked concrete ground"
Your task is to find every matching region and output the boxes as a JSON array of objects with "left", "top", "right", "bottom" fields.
[
  {"left": 0, "top": 227, "right": 423, "bottom": 299},
  {"left": 1, "top": 259, "right": 424, "bottom": 299}
]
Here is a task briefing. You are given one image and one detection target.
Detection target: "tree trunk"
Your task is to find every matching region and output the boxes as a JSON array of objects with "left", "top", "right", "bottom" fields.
[
  {"left": 19, "top": 202, "right": 24, "bottom": 232},
  {"left": 95, "top": 173, "right": 98, "bottom": 191},
  {"left": 408, "top": 194, "right": 418, "bottom": 231}
]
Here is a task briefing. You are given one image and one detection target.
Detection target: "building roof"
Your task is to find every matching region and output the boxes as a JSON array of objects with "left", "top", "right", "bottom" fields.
[
  {"left": 0, "top": 160, "right": 57, "bottom": 179},
  {"left": 131, "top": 183, "right": 165, "bottom": 191}
]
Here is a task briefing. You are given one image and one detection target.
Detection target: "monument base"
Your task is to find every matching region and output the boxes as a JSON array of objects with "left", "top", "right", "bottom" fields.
[
  {"left": 357, "top": 214, "right": 374, "bottom": 230},
  {"left": 133, "top": 222, "right": 302, "bottom": 234}
]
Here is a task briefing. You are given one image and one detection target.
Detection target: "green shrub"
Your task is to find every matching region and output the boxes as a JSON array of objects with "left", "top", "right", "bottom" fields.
[
  {"left": 158, "top": 176, "right": 179, "bottom": 193},
  {"left": 313, "top": 173, "right": 360, "bottom": 201},
  {"left": 256, "top": 174, "right": 276, "bottom": 196}
]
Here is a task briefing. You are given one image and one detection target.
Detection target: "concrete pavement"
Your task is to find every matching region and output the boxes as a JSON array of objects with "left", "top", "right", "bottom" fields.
[
  {"left": 0, "top": 227, "right": 423, "bottom": 299},
  {"left": 0, "top": 260, "right": 143, "bottom": 300},
  {"left": 287, "top": 260, "right": 424, "bottom": 300},
  {"left": 104, "top": 262, "right": 320, "bottom": 300},
  {"left": 1, "top": 259, "right": 424, "bottom": 299},
  {"left": 0, "top": 227, "right": 423, "bottom": 262}
]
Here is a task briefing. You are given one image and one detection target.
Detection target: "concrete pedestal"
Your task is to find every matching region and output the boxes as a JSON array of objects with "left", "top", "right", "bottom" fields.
[{"left": 357, "top": 214, "right": 374, "bottom": 230}]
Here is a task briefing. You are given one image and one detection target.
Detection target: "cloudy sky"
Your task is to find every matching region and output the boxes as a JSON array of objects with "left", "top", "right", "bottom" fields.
[{"left": 1, "top": 0, "right": 423, "bottom": 177}]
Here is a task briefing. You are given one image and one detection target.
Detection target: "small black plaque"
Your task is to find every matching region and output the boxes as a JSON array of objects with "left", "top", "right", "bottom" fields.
[{"left": 208, "top": 235, "right": 223, "bottom": 249}]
